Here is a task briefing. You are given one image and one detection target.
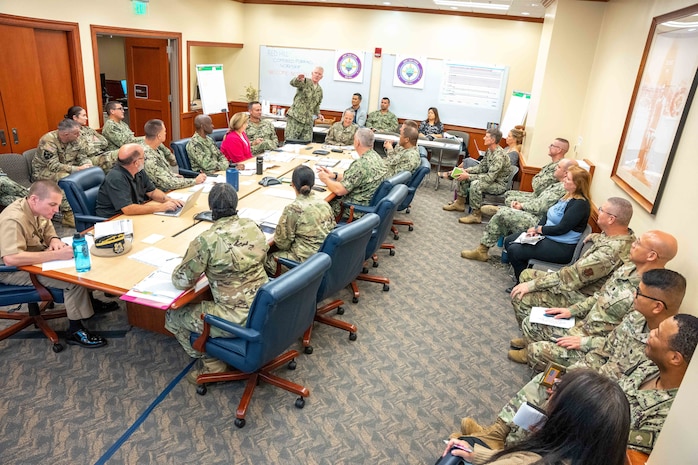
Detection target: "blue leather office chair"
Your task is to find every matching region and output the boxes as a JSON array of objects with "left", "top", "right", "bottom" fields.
[
  {"left": 170, "top": 137, "right": 198, "bottom": 177},
  {"left": 210, "top": 128, "right": 227, "bottom": 149},
  {"left": 0, "top": 267, "right": 65, "bottom": 352},
  {"left": 482, "top": 166, "right": 520, "bottom": 207},
  {"left": 338, "top": 170, "right": 411, "bottom": 223},
  {"left": 351, "top": 184, "right": 408, "bottom": 294},
  {"left": 58, "top": 167, "right": 108, "bottom": 232},
  {"left": 278, "top": 213, "right": 380, "bottom": 354},
  {"left": 391, "top": 157, "right": 431, "bottom": 239},
  {"left": 189, "top": 253, "right": 332, "bottom": 428}
]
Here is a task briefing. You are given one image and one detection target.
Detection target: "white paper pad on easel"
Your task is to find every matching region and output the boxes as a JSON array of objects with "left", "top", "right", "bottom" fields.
[{"left": 529, "top": 307, "right": 575, "bottom": 329}]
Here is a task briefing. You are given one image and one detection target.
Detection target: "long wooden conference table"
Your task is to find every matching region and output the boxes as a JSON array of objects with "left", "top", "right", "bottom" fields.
[{"left": 20, "top": 143, "right": 353, "bottom": 335}]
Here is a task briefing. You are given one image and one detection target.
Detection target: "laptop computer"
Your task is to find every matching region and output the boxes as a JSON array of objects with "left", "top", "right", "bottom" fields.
[{"left": 154, "top": 188, "right": 202, "bottom": 217}]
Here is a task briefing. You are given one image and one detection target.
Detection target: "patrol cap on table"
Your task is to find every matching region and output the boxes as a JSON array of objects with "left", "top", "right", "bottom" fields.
[{"left": 90, "top": 233, "right": 132, "bottom": 257}]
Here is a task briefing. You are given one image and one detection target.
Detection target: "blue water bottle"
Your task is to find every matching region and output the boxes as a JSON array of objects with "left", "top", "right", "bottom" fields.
[
  {"left": 226, "top": 164, "right": 239, "bottom": 191},
  {"left": 72, "top": 233, "right": 91, "bottom": 273}
]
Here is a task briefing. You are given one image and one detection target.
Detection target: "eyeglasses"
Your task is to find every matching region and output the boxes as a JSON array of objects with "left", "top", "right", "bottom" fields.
[
  {"left": 551, "top": 378, "right": 562, "bottom": 392},
  {"left": 633, "top": 286, "right": 667, "bottom": 308},
  {"left": 633, "top": 238, "right": 660, "bottom": 258},
  {"left": 114, "top": 107, "right": 124, "bottom": 111},
  {"left": 549, "top": 144, "right": 563, "bottom": 149},
  {"left": 598, "top": 207, "right": 616, "bottom": 218}
]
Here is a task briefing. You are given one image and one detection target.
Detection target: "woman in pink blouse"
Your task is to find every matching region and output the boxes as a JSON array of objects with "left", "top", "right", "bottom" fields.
[{"left": 221, "top": 112, "right": 252, "bottom": 163}]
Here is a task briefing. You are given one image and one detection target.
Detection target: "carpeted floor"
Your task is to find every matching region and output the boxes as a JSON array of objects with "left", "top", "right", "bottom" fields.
[{"left": 0, "top": 173, "right": 533, "bottom": 465}]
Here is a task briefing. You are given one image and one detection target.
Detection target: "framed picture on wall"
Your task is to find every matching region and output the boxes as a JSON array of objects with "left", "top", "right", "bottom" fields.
[{"left": 611, "top": 4, "right": 698, "bottom": 214}]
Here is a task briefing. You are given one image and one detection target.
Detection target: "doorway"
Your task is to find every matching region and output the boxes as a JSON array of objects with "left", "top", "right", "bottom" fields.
[{"left": 91, "top": 26, "right": 181, "bottom": 145}]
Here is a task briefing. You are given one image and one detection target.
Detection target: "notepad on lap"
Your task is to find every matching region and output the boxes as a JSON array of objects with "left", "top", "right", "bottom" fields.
[{"left": 529, "top": 307, "right": 575, "bottom": 329}]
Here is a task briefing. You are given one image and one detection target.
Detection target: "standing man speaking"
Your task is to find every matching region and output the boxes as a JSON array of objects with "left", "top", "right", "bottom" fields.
[{"left": 284, "top": 66, "right": 324, "bottom": 142}]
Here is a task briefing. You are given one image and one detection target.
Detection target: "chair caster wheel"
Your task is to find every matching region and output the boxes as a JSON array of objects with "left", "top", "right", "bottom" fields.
[
  {"left": 196, "top": 385, "right": 207, "bottom": 395},
  {"left": 406, "top": 208, "right": 411, "bottom": 214},
  {"left": 52, "top": 343, "right": 64, "bottom": 353},
  {"left": 383, "top": 284, "right": 390, "bottom": 291},
  {"left": 394, "top": 234, "right": 399, "bottom": 240},
  {"left": 408, "top": 225, "right": 414, "bottom": 231},
  {"left": 352, "top": 297, "right": 359, "bottom": 304},
  {"left": 295, "top": 397, "right": 305, "bottom": 409},
  {"left": 372, "top": 261, "right": 379, "bottom": 268},
  {"left": 288, "top": 359, "right": 297, "bottom": 370},
  {"left": 235, "top": 418, "right": 246, "bottom": 428},
  {"left": 304, "top": 346, "right": 313, "bottom": 354},
  {"left": 389, "top": 249, "right": 395, "bottom": 256},
  {"left": 349, "top": 332, "right": 357, "bottom": 341},
  {"left": 337, "top": 306, "right": 345, "bottom": 315},
  {"left": 362, "top": 267, "right": 369, "bottom": 274}
]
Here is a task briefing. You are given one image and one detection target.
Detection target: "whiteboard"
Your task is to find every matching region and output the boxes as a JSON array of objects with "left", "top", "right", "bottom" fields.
[
  {"left": 500, "top": 91, "right": 531, "bottom": 136},
  {"left": 259, "top": 46, "right": 372, "bottom": 111},
  {"left": 378, "top": 55, "right": 508, "bottom": 129},
  {"left": 196, "top": 64, "right": 228, "bottom": 115}
]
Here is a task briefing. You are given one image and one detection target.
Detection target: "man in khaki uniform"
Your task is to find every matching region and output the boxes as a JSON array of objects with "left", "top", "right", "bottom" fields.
[{"left": 0, "top": 180, "right": 106, "bottom": 348}]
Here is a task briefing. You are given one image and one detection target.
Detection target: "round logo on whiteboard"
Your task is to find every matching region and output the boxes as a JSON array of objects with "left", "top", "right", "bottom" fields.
[
  {"left": 397, "top": 58, "right": 424, "bottom": 86},
  {"left": 336, "top": 53, "right": 362, "bottom": 79}
]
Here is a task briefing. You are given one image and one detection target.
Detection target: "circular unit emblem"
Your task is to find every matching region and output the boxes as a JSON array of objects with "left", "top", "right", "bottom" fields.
[
  {"left": 336, "top": 53, "right": 362, "bottom": 79},
  {"left": 396, "top": 58, "right": 424, "bottom": 86}
]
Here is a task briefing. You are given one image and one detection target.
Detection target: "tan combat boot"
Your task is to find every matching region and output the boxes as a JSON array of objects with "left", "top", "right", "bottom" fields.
[
  {"left": 443, "top": 195, "right": 466, "bottom": 212},
  {"left": 186, "top": 357, "right": 229, "bottom": 385},
  {"left": 480, "top": 205, "right": 500, "bottom": 216},
  {"left": 461, "top": 244, "right": 489, "bottom": 261},
  {"left": 459, "top": 209, "right": 482, "bottom": 224},
  {"left": 507, "top": 347, "right": 528, "bottom": 364},
  {"left": 510, "top": 337, "right": 527, "bottom": 349},
  {"left": 61, "top": 211, "right": 76, "bottom": 228},
  {"left": 469, "top": 418, "right": 510, "bottom": 450}
]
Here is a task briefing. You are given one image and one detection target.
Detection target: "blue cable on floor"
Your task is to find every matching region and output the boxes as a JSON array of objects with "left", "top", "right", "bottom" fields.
[{"left": 93, "top": 359, "right": 197, "bottom": 465}]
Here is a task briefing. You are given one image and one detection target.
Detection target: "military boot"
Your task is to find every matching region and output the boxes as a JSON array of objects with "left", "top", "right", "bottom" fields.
[
  {"left": 461, "top": 244, "right": 489, "bottom": 262},
  {"left": 61, "top": 211, "right": 76, "bottom": 228},
  {"left": 507, "top": 347, "right": 528, "bottom": 364},
  {"left": 186, "top": 357, "right": 228, "bottom": 385},
  {"left": 468, "top": 418, "right": 510, "bottom": 450},
  {"left": 443, "top": 195, "right": 466, "bottom": 212},
  {"left": 459, "top": 209, "right": 482, "bottom": 224},
  {"left": 480, "top": 205, "right": 500, "bottom": 216},
  {"left": 510, "top": 337, "right": 527, "bottom": 350}
]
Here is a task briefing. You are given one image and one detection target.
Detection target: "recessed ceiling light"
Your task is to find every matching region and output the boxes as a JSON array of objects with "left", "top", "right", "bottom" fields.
[
  {"left": 434, "top": 1, "right": 509, "bottom": 11},
  {"left": 451, "top": 6, "right": 458, "bottom": 9},
  {"left": 383, "top": 1, "right": 391, "bottom": 5},
  {"left": 521, "top": 12, "right": 530, "bottom": 15}
]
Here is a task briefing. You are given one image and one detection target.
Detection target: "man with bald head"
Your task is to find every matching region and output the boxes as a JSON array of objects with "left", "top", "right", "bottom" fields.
[
  {"left": 382, "top": 121, "right": 421, "bottom": 176},
  {"left": 95, "top": 143, "right": 184, "bottom": 217},
  {"left": 186, "top": 115, "right": 228, "bottom": 174},
  {"left": 509, "top": 230, "right": 679, "bottom": 368}
]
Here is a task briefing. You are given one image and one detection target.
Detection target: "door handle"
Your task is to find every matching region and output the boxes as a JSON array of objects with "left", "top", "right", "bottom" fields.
[
  {"left": 0, "top": 129, "right": 6, "bottom": 146},
  {"left": 12, "top": 128, "right": 19, "bottom": 144}
]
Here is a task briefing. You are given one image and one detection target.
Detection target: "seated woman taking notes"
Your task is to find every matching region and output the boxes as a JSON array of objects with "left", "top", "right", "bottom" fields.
[
  {"left": 264, "top": 165, "right": 336, "bottom": 275},
  {"left": 503, "top": 166, "right": 591, "bottom": 286},
  {"left": 221, "top": 112, "right": 252, "bottom": 163},
  {"left": 418, "top": 107, "right": 444, "bottom": 140}
]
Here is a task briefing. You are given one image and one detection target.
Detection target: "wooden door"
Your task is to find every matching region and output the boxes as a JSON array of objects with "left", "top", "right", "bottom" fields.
[
  {"left": 0, "top": 24, "right": 50, "bottom": 154},
  {"left": 125, "top": 38, "right": 171, "bottom": 145}
]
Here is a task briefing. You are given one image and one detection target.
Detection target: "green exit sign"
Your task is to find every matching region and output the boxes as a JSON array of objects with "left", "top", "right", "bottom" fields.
[{"left": 132, "top": 0, "right": 148, "bottom": 15}]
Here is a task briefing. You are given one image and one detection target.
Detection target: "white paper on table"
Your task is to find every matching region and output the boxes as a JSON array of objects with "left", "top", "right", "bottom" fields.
[
  {"left": 42, "top": 235, "right": 95, "bottom": 271},
  {"left": 141, "top": 234, "right": 165, "bottom": 244},
  {"left": 280, "top": 144, "right": 306, "bottom": 152},
  {"left": 203, "top": 175, "right": 225, "bottom": 184},
  {"left": 238, "top": 208, "right": 283, "bottom": 225},
  {"left": 94, "top": 219, "right": 133, "bottom": 239},
  {"left": 128, "top": 246, "right": 181, "bottom": 268},
  {"left": 338, "top": 160, "right": 353, "bottom": 170},
  {"left": 313, "top": 177, "right": 326, "bottom": 187},
  {"left": 132, "top": 269, "right": 184, "bottom": 300},
  {"left": 238, "top": 169, "right": 256, "bottom": 176},
  {"left": 295, "top": 155, "right": 319, "bottom": 161},
  {"left": 260, "top": 188, "right": 296, "bottom": 200},
  {"left": 529, "top": 306, "right": 575, "bottom": 329}
]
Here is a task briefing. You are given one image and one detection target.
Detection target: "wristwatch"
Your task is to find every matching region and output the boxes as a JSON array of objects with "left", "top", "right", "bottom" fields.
[{"left": 333, "top": 171, "right": 338, "bottom": 181}]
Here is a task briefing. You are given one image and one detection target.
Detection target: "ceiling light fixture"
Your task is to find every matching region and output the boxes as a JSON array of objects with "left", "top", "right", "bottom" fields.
[{"left": 434, "top": 1, "right": 510, "bottom": 11}]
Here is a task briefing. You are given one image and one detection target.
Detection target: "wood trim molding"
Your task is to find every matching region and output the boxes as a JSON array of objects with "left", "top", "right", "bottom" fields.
[
  {"left": 186, "top": 41, "right": 244, "bottom": 105},
  {"left": 0, "top": 14, "right": 86, "bottom": 110},
  {"left": 234, "top": 1, "right": 544, "bottom": 23},
  {"left": 90, "top": 25, "right": 183, "bottom": 127}
]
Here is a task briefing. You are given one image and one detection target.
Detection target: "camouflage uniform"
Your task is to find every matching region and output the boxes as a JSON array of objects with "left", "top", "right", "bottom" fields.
[
  {"left": 143, "top": 143, "right": 194, "bottom": 192},
  {"left": 102, "top": 119, "right": 139, "bottom": 151},
  {"left": 186, "top": 133, "right": 228, "bottom": 174},
  {"left": 324, "top": 122, "right": 358, "bottom": 146},
  {"left": 264, "top": 193, "right": 335, "bottom": 274},
  {"left": 165, "top": 215, "right": 269, "bottom": 358},
  {"left": 246, "top": 119, "right": 279, "bottom": 155},
  {"left": 524, "top": 262, "right": 639, "bottom": 369},
  {"left": 366, "top": 110, "right": 398, "bottom": 133},
  {"left": 384, "top": 145, "right": 420, "bottom": 177},
  {"left": 458, "top": 146, "right": 512, "bottom": 210},
  {"left": 0, "top": 170, "right": 28, "bottom": 208},
  {"left": 512, "top": 230, "right": 636, "bottom": 325},
  {"left": 285, "top": 77, "right": 323, "bottom": 141},
  {"left": 479, "top": 183, "right": 566, "bottom": 248},
  {"left": 78, "top": 126, "right": 118, "bottom": 172},
  {"left": 504, "top": 161, "right": 560, "bottom": 204},
  {"left": 331, "top": 149, "right": 387, "bottom": 219}
]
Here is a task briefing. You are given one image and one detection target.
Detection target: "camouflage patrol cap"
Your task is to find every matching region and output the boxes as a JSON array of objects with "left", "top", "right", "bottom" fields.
[{"left": 209, "top": 183, "right": 238, "bottom": 220}]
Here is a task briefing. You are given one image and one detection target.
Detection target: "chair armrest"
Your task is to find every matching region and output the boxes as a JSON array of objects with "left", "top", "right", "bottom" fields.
[
  {"left": 179, "top": 168, "right": 199, "bottom": 178},
  {"left": 203, "top": 313, "right": 262, "bottom": 341},
  {"left": 527, "top": 259, "right": 563, "bottom": 272},
  {"left": 346, "top": 203, "right": 375, "bottom": 215},
  {"left": 0, "top": 265, "right": 20, "bottom": 273},
  {"left": 277, "top": 258, "right": 300, "bottom": 270},
  {"left": 74, "top": 214, "right": 108, "bottom": 225}
]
